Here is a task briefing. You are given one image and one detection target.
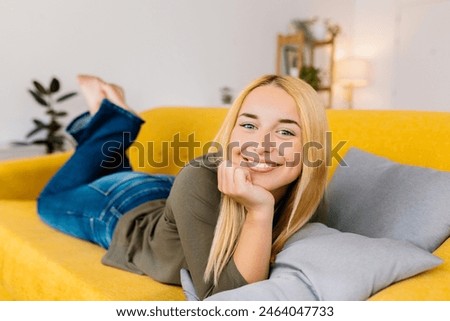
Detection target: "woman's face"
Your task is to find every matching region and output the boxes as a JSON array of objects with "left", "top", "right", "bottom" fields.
[{"left": 228, "top": 85, "right": 303, "bottom": 201}]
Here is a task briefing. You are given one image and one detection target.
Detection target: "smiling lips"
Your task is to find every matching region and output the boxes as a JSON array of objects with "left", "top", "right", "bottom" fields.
[{"left": 241, "top": 157, "right": 282, "bottom": 173}]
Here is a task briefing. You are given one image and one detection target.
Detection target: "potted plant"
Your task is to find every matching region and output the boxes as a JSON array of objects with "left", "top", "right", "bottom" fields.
[
  {"left": 21, "top": 77, "right": 77, "bottom": 154},
  {"left": 220, "top": 86, "right": 233, "bottom": 105},
  {"left": 300, "top": 66, "right": 322, "bottom": 90}
]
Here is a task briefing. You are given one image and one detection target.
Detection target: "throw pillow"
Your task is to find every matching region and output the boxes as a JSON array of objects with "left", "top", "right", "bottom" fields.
[
  {"left": 327, "top": 147, "right": 450, "bottom": 252},
  {"left": 182, "top": 223, "right": 441, "bottom": 301}
]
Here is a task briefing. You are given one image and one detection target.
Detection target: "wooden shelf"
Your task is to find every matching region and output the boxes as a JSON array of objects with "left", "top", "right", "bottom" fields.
[{"left": 276, "top": 29, "right": 338, "bottom": 108}]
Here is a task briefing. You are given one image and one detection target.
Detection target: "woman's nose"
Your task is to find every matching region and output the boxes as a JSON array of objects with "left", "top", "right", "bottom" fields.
[
  {"left": 252, "top": 133, "right": 276, "bottom": 154},
  {"left": 254, "top": 144, "right": 269, "bottom": 155}
]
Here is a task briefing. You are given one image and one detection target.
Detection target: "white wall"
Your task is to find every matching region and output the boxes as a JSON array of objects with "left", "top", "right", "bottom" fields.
[
  {"left": 0, "top": 0, "right": 310, "bottom": 146},
  {"left": 392, "top": 0, "right": 450, "bottom": 111},
  {"left": 350, "top": 0, "right": 399, "bottom": 110},
  {"left": 1, "top": 0, "right": 449, "bottom": 147},
  {"left": 332, "top": 0, "right": 450, "bottom": 111}
]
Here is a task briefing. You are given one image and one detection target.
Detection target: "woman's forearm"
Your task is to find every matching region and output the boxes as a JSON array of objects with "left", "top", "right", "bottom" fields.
[{"left": 233, "top": 210, "right": 273, "bottom": 283}]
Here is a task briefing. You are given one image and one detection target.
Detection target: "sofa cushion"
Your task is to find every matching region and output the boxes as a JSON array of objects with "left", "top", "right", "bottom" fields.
[
  {"left": 0, "top": 200, "right": 184, "bottom": 300},
  {"left": 182, "top": 223, "right": 441, "bottom": 301},
  {"left": 327, "top": 147, "right": 450, "bottom": 252}
]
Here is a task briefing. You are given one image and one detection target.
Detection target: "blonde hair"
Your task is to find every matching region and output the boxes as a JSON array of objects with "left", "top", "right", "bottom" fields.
[{"left": 204, "top": 75, "right": 329, "bottom": 285}]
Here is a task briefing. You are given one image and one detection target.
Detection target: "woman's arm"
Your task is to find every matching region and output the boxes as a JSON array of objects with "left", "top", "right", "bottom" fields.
[
  {"left": 168, "top": 162, "right": 248, "bottom": 299},
  {"left": 218, "top": 162, "right": 275, "bottom": 283},
  {"left": 232, "top": 208, "right": 273, "bottom": 282}
]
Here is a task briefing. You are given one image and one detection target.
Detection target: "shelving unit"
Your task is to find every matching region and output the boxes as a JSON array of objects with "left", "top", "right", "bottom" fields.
[{"left": 276, "top": 22, "right": 339, "bottom": 108}]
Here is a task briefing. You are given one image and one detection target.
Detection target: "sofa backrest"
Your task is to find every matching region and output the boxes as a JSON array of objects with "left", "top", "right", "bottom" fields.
[
  {"left": 131, "top": 107, "right": 450, "bottom": 178},
  {"left": 130, "top": 107, "right": 228, "bottom": 175},
  {"left": 326, "top": 109, "right": 450, "bottom": 177}
]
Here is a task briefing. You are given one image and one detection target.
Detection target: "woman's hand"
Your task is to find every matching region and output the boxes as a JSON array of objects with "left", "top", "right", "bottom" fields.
[{"left": 217, "top": 161, "right": 275, "bottom": 217}]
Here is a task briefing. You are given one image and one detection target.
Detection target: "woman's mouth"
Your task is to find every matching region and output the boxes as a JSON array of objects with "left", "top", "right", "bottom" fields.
[{"left": 241, "top": 157, "right": 281, "bottom": 172}]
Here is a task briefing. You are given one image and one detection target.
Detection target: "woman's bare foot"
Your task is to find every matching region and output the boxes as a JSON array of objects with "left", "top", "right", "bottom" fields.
[
  {"left": 77, "top": 75, "right": 106, "bottom": 115},
  {"left": 101, "top": 82, "right": 136, "bottom": 114}
]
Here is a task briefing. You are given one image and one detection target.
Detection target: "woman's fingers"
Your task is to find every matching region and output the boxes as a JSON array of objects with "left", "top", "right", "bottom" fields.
[
  {"left": 233, "top": 167, "right": 251, "bottom": 190},
  {"left": 217, "top": 160, "right": 275, "bottom": 219},
  {"left": 218, "top": 160, "right": 241, "bottom": 194},
  {"left": 218, "top": 161, "right": 257, "bottom": 201}
]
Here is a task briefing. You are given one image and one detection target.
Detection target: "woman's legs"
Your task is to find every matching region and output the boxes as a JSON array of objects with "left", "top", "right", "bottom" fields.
[
  {"left": 38, "top": 171, "right": 174, "bottom": 249},
  {"left": 40, "top": 76, "right": 140, "bottom": 195},
  {"left": 39, "top": 98, "right": 142, "bottom": 196},
  {"left": 38, "top": 76, "right": 174, "bottom": 248}
]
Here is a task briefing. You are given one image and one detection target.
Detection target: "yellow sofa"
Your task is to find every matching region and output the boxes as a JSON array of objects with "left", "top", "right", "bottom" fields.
[{"left": 0, "top": 107, "right": 449, "bottom": 300}]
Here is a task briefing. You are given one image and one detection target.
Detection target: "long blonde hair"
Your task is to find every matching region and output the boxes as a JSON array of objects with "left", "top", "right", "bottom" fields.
[{"left": 204, "top": 75, "right": 329, "bottom": 285}]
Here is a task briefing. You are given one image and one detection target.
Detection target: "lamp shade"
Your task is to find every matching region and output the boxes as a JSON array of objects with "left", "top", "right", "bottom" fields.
[{"left": 335, "top": 58, "right": 369, "bottom": 87}]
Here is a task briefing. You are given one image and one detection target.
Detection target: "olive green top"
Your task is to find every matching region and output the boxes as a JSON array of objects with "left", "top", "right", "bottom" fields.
[{"left": 102, "top": 155, "right": 248, "bottom": 300}]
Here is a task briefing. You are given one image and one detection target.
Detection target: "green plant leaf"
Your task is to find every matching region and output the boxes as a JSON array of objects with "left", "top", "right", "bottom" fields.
[
  {"left": 300, "top": 66, "right": 321, "bottom": 90},
  {"left": 45, "top": 135, "right": 66, "bottom": 153},
  {"left": 31, "top": 139, "right": 48, "bottom": 145},
  {"left": 11, "top": 141, "right": 31, "bottom": 146},
  {"left": 33, "top": 80, "right": 48, "bottom": 95},
  {"left": 46, "top": 110, "right": 66, "bottom": 117},
  {"left": 48, "top": 135, "right": 65, "bottom": 144},
  {"left": 26, "top": 126, "right": 46, "bottom": 138},
  {"left": 56, "top": 92, "right": 77, "bottom": 102},
  {"left": 32, "top": 118, "right": 47, "bottom": 127},
  {"left": 54, "top": 111, "right": 68, "bottom": 117},
  {"left": 48, "top": 121, "right": 62, "bottom": 132},
  {"left": 50, "top": 78, "right": 60, "bottom": 93},
  {"left": 28, "top": 89, "right": 48, "bottom": 107}
]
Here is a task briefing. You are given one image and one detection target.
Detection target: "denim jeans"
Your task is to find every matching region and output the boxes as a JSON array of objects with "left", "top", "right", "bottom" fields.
[{"left": 37, "top": 99, "right": 174, "bottom": 249}]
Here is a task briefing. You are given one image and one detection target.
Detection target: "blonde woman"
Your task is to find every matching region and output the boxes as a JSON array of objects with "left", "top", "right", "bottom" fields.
[{"left": 37, "top": 74, "right": 328, "bottom": 300}]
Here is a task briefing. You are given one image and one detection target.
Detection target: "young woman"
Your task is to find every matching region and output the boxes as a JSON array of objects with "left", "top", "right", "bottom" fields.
[{"left": 37, "top": 74, "right": 328, "bottom": 300}]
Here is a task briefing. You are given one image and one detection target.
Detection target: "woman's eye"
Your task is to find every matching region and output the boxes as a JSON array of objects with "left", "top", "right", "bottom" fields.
[
  {"left": 240, "top": 123, "right": 256, "bottom": 130},
  {"left": 278, "top": 129, "right": 295, "bottom": 136}
]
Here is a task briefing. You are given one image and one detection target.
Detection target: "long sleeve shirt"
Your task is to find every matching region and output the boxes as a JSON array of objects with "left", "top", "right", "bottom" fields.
[{"left": 102, "top": 154, "right": 247, "bottom": 299}]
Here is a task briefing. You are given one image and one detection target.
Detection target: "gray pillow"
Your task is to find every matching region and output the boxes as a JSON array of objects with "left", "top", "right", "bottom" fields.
[
  {"left": 182, "top": 223, "right": 441, "bottom": 301},
  {"left": 327, "top": 147, "right": 450, "bottom": 252},
  {"left": 181, "top": 268, "right": 316, "bottom": 301}
]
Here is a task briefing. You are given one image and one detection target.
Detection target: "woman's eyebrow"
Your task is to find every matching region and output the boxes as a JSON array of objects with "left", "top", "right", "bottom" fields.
[
  {"left": 238, "top": 113, "right": 258, "bottom": 119},
  {"left": 279, "top": 118, "right": 301, "bottom": 128}
]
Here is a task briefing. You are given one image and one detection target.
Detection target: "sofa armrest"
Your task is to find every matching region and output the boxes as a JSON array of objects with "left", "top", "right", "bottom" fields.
[{"left": 0, "top": 152, "right": 71, "bottom": 200}]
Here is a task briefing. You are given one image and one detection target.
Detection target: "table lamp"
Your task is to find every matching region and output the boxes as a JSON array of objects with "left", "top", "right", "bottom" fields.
[{"left": 335, "top": 58, "right": 369, "bottom": 109}]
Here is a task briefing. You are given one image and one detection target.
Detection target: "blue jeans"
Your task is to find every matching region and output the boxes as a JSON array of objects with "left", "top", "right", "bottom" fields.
[{"left": 37, "top": 99, "right": 174, "bottom": 249}]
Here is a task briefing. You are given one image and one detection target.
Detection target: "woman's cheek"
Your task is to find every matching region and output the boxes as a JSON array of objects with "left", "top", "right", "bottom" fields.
[
  {"left": 229, "top": 142, "right": 244, "bottom": 166},
  {"left": 281, "top": 143, "right": 302, "bottom": 167}
]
